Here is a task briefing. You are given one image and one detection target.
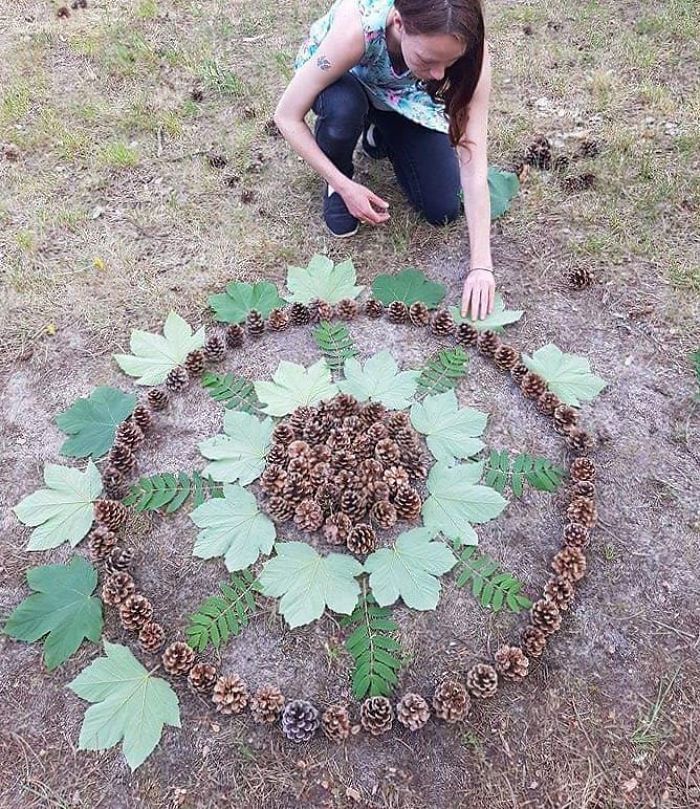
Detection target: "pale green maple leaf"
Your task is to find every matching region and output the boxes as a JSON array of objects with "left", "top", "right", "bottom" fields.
[
  {"left": 522, "top": 343, "right": 607, "bottom": 407},
  {"left": 450, "top": 293, "right": 523, "bottom": 333},
  {"left": 198, "top": 410, "right": 274, "bottom": 484},
  {"left": 254, "top": 359, "right": 338, "bottom": 416},
  {"left": 338, "top": 350, "right": 419, "bottom": 410},
  {"left": 421, "top": 461, "right": 507, "bottom": 546},
  {"left": 364, "top": 527, "right": 457, "bottom": 610},
  {"left": 284, "top": 254, "right": 363, "bottom": 304},
  {"left": 113, "top": 311, "right": 206, "bottom": 385},
  {"left": 190, "top": 484, "right": 275, "bottom": 571},
  {"left": 14, "top": 462, "right": 103, "bottom": 551},
  {"left": 258, "top": 542, "right": 363, "bottom": 628},
  {"left": 410, "top": 390, "right": 487, "bottom": 464},
  {"left": 69, "top": 641, "right": 180, "bottom": 771}
]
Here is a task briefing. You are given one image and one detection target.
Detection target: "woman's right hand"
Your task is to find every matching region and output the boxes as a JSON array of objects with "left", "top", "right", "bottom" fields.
[{"left": 339, "top": 179, "right": 390, "bottom": 225}]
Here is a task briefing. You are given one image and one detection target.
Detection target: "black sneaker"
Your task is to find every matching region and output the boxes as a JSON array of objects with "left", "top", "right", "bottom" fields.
[
  {"left": 323, "top": 184, "right": 358, "bottom": 238},
  {"left": 361, "top": 122, "right": 387, "bottom": 160}
]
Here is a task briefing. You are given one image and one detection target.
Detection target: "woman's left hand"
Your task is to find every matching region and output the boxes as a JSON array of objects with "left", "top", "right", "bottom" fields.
[{"left": 461, "top": 269, "right": 495, "bottom": 321}]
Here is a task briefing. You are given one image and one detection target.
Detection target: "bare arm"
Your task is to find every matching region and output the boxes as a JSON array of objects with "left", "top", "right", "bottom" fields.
[{"left": 274, "top": 0, "right": 390, "bottom": 224}]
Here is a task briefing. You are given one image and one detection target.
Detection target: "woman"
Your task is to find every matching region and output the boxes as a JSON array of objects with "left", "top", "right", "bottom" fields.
[{"left": 274, "top": 0, "right": 495, "bottom": 320}]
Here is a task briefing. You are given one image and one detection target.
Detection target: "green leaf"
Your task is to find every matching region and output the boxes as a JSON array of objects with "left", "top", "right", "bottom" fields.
[
  {"left": 68, "top": 641, "right": 180, "bottom": 771},
  {"left": 198, "top": 411, "right": 273, "bottom": 484},
  {"left": 488, "top": 166, "right": 520, "bottom": 220},
  {"left": 14, "top": 462, "right": 103, "bottom": 551},
  {"left": 208, "top": 281, "right": 283, "bottom": 324},
  {"left": 364, "top": 527, "right": 456, "bottom": 610},
  {"left": 421, "top": 461, "right": 507, "bottom": 546},
  {"left": 4, "top": 558, "right": 103, "bottom": 670},
  {"left": 450, "top": 293, "right": 524, "bottom": 333},
  {"left": 190, "top": 484, "right": 275, "bottom": 571},
  {"left": 113, "top": 311, "right": 206, "bottom": 385},
  {"left": 416, "top": 348, "right": 469, "bottom": 396},
  {"left": 122, "top": 471, "right": 222, "bottom": 512},
  {"left": 522, "top": 343, "right": 607, "bottom": 407},
  {"left": 254, "top": 359, "right": 338, "bottom": 416},
  {"left": 185, "top": 571, "right": 258, "bottom": 652},
  {"left": 56, "top": 387, "right": 137, "bottom": 459},
  {"left": 338, "top": 350, "right": 419, "bottom": 409},
  {"left": 201, "top": 371, "right": 261, "bottom": 414},
  {"left": 410, "top": 390, "right": 487, "bottom": 463},
  {"left": 313, "top": 321, "right": 358, "bottom": 371},
  {"left": 285, "top": 254, "right": 363, "bottom": 304},
  {"left": 371, "top": 267, "right": 446, "bottom": 308},
  {"left": 258, "top": 542, "right": 363, "bottom": 628},
  {"left": 454, "top": 547, "right": 532, "bottom": 614}
]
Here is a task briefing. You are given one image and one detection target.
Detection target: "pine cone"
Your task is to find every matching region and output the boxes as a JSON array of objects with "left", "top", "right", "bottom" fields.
[
  {"left": 521, "top": 625, "right": 547, "bottom": 658},
  {"left": 567, "top": 496, "right": 597, "bottom": 528},
  {"left": 283, "top": 473, "right": 313, "bottom": 503},
  {"left": 226, "top": 323, "right": 244, "bottom": 348},
  {"left": 361, "top": 402, "right": 386, "bottom": 425},
  {"left": 212, "top": 674, "right": 249, "bottom": 715},
  {"left": 366, "top": 421, "right": 389, "bottom": 444},
  {"left": 524, "top": 134, "right": 552, "bottom": 170},
  {"left": 370, "top": 500, "right": 397, "bottom": 529},
  {"left": 567, "top": 267, "right": 594, "bottom": 290},
  {"left": 375, "top": 438, "right": 400, "bottom": 465},
  {"left": 386, "top": 411, "right": 410, "bottom": 434},
  {"left": 572, "top": 480, "right": 596, "bottom": 498},
  {"left": 408, "top": 301, "right": 430, "bottom": 326},
  {"left": 493, "top": 646, "right": 529, "bottom": 682},
  {"left": 465, "top": 663, "right": 498, "bottom": 699},
  {"left": 94, "top": 498, "right": 128, "bottom": 530},
  {"left": 430, "top": 309, "right": 455, "bottom": 336},
  {"left": 309, "top": 298, "right": 335, "bottom": 322},
  {"left": 360, "top": 457, "right": 385, "bottom": 480},
  {"left": 396, "top": 693, "right": 430, "bottom": 731},
  {"left": 364, "top": 298, "right": 384, "bottom": 319},
  {"left": 322, "top": 704, "right": 351, "bottom": 741},
  {"left": 147, "top": 388, "right": 169, "bottom": 411},
  {"left": 289, "top": 302, "right": 310, "bottom": 326},
  {"left": 250, "top": 684, "right": 285, "bottom": 724},
  {"left": 282, "top": 699, "right": 320, "bottom": 742},
  {"left": 105, "top": 546, "right": 133, "bottom": 576},
  {"left": 553, "top": 404, "right": 579, "bottom": 434},
  {"left": 577, "top": 138, "right": 600, "bottom": 158},
  {"left": 115, "top": 420, "right": 144, "bottom": 449},
  {"left": 267, "top": 307, "right": 289, "bottom": 331},
  {"left": 260, "top": 465, "right": 287, "bottom": 495},
  {"left": 493, "top": 344, "right": 520, "bottom": 370},
  {"left": 139, "top": 620, "right": 166, "bottom": 654},
  {"left": 101, "top": 572, "right": 135, "bottom": 606},
  {"left": 570, "top": 457, "right": 596, "bottom": 481},
  {"left": 302, "top": 419, "right": 327, "bottom": 445},
  {"left": 287, "top": 438, "right": 311, "bottom": 458},
  {"left": 477, "top": 330, "right": 500, "bottom": 356},
  {"left": 294, "top": 498, "right": 324, "bottom": 531},
  {"left": 272, "top": 423, "right": 296, "bottom": 445},
  {"left": 331, "top": 393, "right": 359, "bottom": 418},
  {"left": 204, "top": 333, "right": 226, "bottom": 362},
  {"left": 565, "top": 427, "right": 595, "bottom": 453},
  {"left": 322, "top": 513, "right": 352, "bottom": 545},
  {"left": 543, "top": 575, "right": 575, "bottom": 611},
  {"left": 188, "top": 662, "right": 218, "bottom": 694},
  {"left": 531, "top": 599, "right": 562, "bottom": 636},
  {"left": 360, "top": 696, "right": 394, "bottom": 736},
  {"left": 432, "top": 680, "right": 470, "bottom": 723},
  {"left": 352, "top": 433, "right": 374, "bottom": 459},
  {"left": 246, "top": 309, "right": 265, "bottom": 337},
  {"left": 108, "top": 443, "right": 136, "bottom": 474},
  {"left": 162, "top": 641, "right": 196, "bottom": 676},
  {"left": 119, "top": 594, "right": 154, "bottom": 631},
  {"left": 394, "top": 485, "right": 422, "bottom": 521},
  {"left": 184, "top": 349, "right": 206, "bottom": 376},
  {"left": 537, "top": 391, "right": 561, "bottom": 415},
  {"left": 562, "top": 172, "right": 596, "bottom": 193},
  {"left": 340, "top": 490, "right": 366, "bottom": 521},
  {"left": 131, "top": 404, "right": 152, "bottom": 431},
  {"left": 87, "top": 525, "right": 117, "bottom": 561},
  {"left": 563, "top": 522, "right": 590, "bottom": 548},
  {"left": 521, "top": 372, "right": 547, "bottom": 399},
  {"left": 456, "top": 321, "right": 478, "bottom": 347},
  {"left": 510, "top": 362, "right": 529, "bottom": 384},
  {"left": 393, "top": 428, "right": 419, "bottom": 455},
  {"left": 266, "top": 496, "right": 295, "bottom": 523},
  {"left": 310, "top": 461, "right": 330, "bottom": 488},
  {"left": 336, "top": 298, "right": 358, "bottom": 320},
  {"left": 383, "top": 465, "right": 409, "bottom": 492},
  {"left": 347, "top": 524, "right": 377, "bottom": 555},
  {"left": 165, "top": 366, "right": 188, "bottom": 392},
  {"left": 369, "top": 480, "right": 392, "bottom": 504},
  {"left": 387, "top": 300, "right": 409, "bottom": 324},
  {"left": 552, "top": 154, "right": 570, "bottom": 173},
  {"left": 552, "top": 546, "right": 587, "bottom": 581}
]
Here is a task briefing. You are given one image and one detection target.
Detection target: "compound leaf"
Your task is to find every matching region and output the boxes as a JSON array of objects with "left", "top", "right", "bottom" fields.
[
  {"left": 416, "top": 348, "right": 469, "bottom": 397},
  {"left": 313, "top": 321, "right": 358, "bottom": 371},
  {"left": 201, "top": 370, "right": 261, "bottom": 414},
  {"left": 185, "top": 570, "right": 257, "bottom": 652},
  {"left": 454, "top": 546, "right": 532, "bottom": 614}
]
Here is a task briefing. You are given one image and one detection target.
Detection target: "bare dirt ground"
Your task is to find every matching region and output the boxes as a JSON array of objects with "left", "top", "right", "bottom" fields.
[{"left": 1, "top": 1, "right": 699, "bottom": 808}]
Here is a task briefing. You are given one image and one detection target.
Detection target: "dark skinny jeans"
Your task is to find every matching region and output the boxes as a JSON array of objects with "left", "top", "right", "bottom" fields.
[{"left": 312, "top": 72, "right": 461, "bottom": 225}]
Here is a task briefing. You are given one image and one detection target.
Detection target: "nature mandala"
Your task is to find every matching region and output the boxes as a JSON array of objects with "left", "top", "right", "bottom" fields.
[{"left": 6, "top": 255, "right": 607, "bottom": 769}]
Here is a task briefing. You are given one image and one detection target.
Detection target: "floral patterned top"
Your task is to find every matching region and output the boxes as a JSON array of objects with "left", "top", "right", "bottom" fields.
[{"left": 295, "top": 0, "right": 449, "bottom": 133}]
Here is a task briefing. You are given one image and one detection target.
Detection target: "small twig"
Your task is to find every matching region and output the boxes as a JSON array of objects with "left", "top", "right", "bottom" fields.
[{"left": 156, "top": 126, "right": 163, "bottom": 157}]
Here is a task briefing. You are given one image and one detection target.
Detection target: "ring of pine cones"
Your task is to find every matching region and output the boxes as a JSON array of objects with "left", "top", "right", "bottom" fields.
[{"left": 85, "top": 289, "right": 599, "bottom": 741}]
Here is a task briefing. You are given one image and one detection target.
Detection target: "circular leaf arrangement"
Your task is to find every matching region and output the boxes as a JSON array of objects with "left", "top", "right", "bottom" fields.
[{"left": 7, "top": 257, "right": 605, "bottom": 770}]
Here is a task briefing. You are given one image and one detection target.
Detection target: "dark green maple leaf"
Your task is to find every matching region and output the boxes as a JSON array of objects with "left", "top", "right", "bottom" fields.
[{"left": 56, "top": 386, "right": 136, "bottom": 459}]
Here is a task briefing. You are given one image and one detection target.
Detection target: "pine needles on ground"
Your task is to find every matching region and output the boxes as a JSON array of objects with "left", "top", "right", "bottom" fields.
[{"left": 454, "top": 546, "right": 532, "bottom": 613}]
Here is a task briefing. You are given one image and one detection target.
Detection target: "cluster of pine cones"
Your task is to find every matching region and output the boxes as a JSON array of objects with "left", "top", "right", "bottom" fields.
[
  {"left": 99, "top": 401, "right": 155, "bottom": 500},
  {"left": 259, "top": 393, "right": 428, "bottom": 555}
]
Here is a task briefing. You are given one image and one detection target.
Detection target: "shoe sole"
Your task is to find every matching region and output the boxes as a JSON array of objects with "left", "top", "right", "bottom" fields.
[{"left": 325, "top": 222, "right": 359, "bottom": 238}]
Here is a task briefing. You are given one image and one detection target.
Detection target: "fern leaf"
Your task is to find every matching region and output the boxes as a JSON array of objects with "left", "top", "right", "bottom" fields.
[
  {"left": 201, "top": 371, "right": 261, "bottom": 414},
  {"left": 484, "top": 450, "right": 566, "bottom": 497},
  {"left": 454, "top": 547, "right": 532, "bottom": 614},
  {"left": 123, "top": 471, "right": 223, "bottom": 513},
  {"left": 185, "top": 571, "right": 258, "bottom": 652},
  {"left": 415, "top": 348, "right": 469, "bottom": 397},
  {"left": 313, "top": 321, "right": 358, "bottom": 372}
]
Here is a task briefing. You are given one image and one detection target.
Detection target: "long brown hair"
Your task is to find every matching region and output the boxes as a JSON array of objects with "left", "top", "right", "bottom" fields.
[{"left": 394, "top": 0, "right": 485, "bottom": 146}]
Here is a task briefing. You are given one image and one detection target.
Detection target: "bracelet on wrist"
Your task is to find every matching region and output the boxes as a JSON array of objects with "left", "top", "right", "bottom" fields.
[{"left": 467, "top": 266, "right": 494, "bottom": 275}]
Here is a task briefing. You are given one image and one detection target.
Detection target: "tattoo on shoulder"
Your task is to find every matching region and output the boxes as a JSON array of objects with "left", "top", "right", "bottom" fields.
[{"left": 316, "top": 55, "right": 332, "bottom": 71}]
